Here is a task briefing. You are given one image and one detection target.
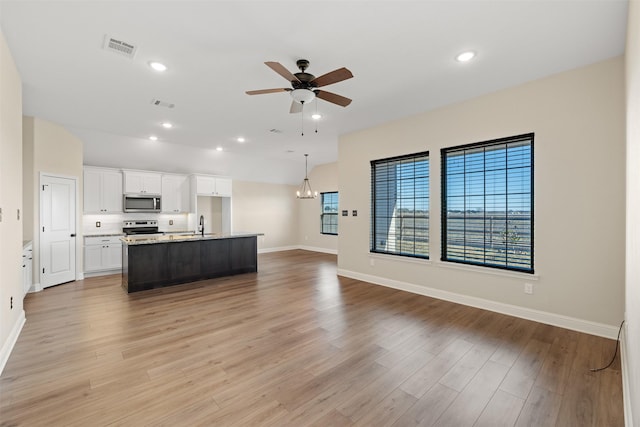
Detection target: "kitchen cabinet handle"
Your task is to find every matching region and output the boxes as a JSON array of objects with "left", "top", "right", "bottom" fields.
[{"left": 70, "top": 233, "right": 76, "bottom": 237}]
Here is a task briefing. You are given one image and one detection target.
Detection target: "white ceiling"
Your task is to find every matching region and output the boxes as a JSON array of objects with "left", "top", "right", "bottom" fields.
[{"left": 0, "top": 1, "right": 628, "bottom": 185}]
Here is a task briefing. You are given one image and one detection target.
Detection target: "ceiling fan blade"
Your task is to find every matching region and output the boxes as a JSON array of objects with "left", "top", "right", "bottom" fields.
[
  {"left": 265, "top": 61, "right": 300, "bottom": 83},
  {"left": 246, "top": 88, "right": 290, "bottom": 95},
  {"left": 311, "top": 67, "right": 353, "bottom": 87},
  {"left": 289, "top": 100, "right": 303, "bottom": 114},
  {"left": 315, "top": 90, "right": 352, "bottom": 107}
]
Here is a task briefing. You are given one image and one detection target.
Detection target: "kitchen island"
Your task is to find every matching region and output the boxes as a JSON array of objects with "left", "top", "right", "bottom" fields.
[{"left": 121, "top": 233, "right": 261, "bottom": 293}]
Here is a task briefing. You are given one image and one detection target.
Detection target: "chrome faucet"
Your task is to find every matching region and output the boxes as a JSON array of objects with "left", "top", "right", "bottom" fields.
[{"left": 199, "top": 215, "right": 204, "bottom": 237}]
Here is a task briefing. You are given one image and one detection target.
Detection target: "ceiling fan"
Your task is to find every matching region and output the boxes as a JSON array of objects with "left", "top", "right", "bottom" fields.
[{"left": 246, "top": 59, "right": 353, "bottom": 113}]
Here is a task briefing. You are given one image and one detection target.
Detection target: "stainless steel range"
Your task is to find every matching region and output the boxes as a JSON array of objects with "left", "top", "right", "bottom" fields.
[{"left": 122, "top": 220, "right": 159, "bottom": 235}]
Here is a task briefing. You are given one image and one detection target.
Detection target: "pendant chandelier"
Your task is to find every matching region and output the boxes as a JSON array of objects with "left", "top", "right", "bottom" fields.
[{"left": 296, "top": 154, "right": 318, "bottom": 199}]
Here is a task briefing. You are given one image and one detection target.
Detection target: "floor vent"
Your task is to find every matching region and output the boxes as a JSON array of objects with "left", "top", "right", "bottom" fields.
[
  {"left": 103, "top": 35, "right": 137, "bottom": 59},
  {"left": 151, "top": 99, "right": 176, "bottom": 109}
]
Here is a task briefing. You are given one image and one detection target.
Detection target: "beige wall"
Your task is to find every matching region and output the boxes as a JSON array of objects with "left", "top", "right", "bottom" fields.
[
  {"left": 298, "top": 162, "right": 339, "bottom": 253},
  {"left": 625, "top": 0, "right": 640, "bottom": 423},
  {"left": 232, "top": 180, "right": 299, "bottom": 251},
  {"left": 0, "top": 28, "right": 24, "bottom": 372},
  {"left": 338, "top": 57, "right": 625, "bottom": 331},
  {"left": 196, "top": 196, "right": 223, "bottom": 234},
  {"left": 23, "top": 116, "right": 84, "bottom": 287},
  {"left": 22, "top": 117, "right": 34, "bottom": 241}
]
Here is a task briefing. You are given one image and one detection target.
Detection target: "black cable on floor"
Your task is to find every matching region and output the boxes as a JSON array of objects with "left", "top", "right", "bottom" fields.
[{"left": 590, "top": 320, "right": 625, "bottom": 372}]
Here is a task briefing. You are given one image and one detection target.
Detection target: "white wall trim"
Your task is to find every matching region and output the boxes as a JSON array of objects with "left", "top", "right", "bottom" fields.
[
  {"left": 258, "top": 245, "right": 300, "bottom": 254},
  {"left": 337, "top": 268, "right": 619, "bottom": 339},
  {"left": 29, "top": 282, "right": 43, "bottom": 293},
  {"left": 0, "top": 310, "right": 25, "bottom": 375},
  {"left": 83, "top": 270, "right": 119, "bottom": 279},
  {"left": 621, "top": 325, "right": 634, "bottom": 427},
  {"left": 258, "top": 245, "right": 338, "bottom": 255},
  {"left": 299, "top": 245, "right": 338, "bottom": 255}
]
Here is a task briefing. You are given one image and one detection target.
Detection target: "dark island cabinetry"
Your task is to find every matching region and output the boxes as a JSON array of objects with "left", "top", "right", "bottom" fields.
[{"left": 122, "top": 236, "right": 257, "bottom": 293}]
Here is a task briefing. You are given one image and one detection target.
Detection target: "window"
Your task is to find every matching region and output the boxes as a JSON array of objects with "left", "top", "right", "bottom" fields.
[
  {"left": 321, "top": 192, "right": 339, "bottom": 235},
  {"left": 371, "top": 152, "right": 429, "bottom": 258},
  {"left": 441, "top": 133, "right": 534, "bottom": 273}
]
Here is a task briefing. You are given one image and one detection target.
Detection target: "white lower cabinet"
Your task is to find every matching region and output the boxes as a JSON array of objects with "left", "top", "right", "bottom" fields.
[{"left": 84, "top": 236, "right": 123, "bottom": 273}]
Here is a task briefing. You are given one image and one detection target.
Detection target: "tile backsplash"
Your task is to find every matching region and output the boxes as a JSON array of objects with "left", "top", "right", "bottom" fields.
[{"left": 83, "top": 213, "right": 191, "bottom": 235}]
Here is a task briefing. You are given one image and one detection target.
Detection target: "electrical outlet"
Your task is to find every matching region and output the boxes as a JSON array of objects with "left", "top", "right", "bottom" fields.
[
  {"left": 96, "top": 221, "right": 101, "bottom": 228},
  {"left": 370, "top": 258, "right": 375, "bottom": 266},
  {"left": 524, "top": 283, "right": 533, "bottom": 294},
  {"left": 304, "top": 235, "right": 308, "bottom": 241}
]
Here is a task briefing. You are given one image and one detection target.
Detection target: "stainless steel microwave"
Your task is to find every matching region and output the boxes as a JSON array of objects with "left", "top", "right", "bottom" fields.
[{"left": 123, "top": 195, "right": 161, "bottom": 212}]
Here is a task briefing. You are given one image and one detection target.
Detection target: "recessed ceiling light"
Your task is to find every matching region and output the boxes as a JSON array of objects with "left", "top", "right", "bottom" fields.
[
  {"left": 149, "top": 61, "right": 167, "bottom": 72},
  {"left": 456, "top": 51, "right": 476, "bottom": 62},
  {"left": 161, "top": 122, "right": 173, "bottom": 129},
  {"left": 216, "top": 146, "right": 223, "bottom": 152},
  {"left": 236, "top": 137, "right": 245, "bottom": 143},
  {"left": 149, "top": 135, "right": 158, "bottom": 141},
  {"left": 311, "top": 113, "right": 322, "bottom": 120}
]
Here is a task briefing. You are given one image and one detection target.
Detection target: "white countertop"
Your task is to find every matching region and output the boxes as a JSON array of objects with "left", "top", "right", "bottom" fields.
[{"left": 121, "top": 232, "right": 263, "bottom": 245}]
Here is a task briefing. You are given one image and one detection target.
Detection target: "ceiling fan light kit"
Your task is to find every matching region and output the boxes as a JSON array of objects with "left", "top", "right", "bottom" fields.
[{"left": 291, "top": 88, "right": 315, "bottom": 104}]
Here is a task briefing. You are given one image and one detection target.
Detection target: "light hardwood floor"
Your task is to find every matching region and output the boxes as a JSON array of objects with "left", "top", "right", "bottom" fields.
[{"left": 1, "top": 250, "right": 623, "bottom": 426}]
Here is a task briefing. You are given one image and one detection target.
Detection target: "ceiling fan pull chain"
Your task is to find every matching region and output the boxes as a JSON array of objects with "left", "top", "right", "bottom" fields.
[
  {"left": 315, "top": 99, "right": 319, "bottom": 134},
  {"left": 301, "top": 102, "right": 305, "bottom": 136}
]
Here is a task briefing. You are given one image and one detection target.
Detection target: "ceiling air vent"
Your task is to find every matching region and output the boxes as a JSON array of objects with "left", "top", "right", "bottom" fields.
[
  {"left": 151, "top": 99, "right": 175, "bottom": 109},
  {"left": 103, "top": 35, "right": 137, "bottom": 59}
]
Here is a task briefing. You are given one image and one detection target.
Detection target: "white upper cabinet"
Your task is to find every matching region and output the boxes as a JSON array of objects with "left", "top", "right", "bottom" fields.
[
  {"left": 83, "top": 167, "right": 123, "bottom": 213},
  {"left": 193, "top": 175, "right": 232, "bottom": 197},
  {"left": 123, "top": 171, "right": 162, "bottom": 194},
  {"left": 162, "top": 174, "right": 190, "bottom": 213}
]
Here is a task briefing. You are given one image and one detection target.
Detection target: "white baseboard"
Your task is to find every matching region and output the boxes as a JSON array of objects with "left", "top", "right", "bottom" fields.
[
  {"left": 621, "top": 325, "right": 634, "bottom": 427},
  {"left": 337, "top": 268, "right": 619, "bottom": 339},
  {"left": 83, "top": 269, "right": 120, "bottom": 278},
  {"left": 0, "top": 310, "right": 26, "bottom": 375},
  {"left": 258, "top": 245, "right": 300, "bottom": 254},
  {"left": 29, "top": 282, "right": 42, "bottom": 293},
  {"left": 258, "top": 245, "right": 338, "bottom": 255},
  {"left": 298, "top": 245, "right": 338, "bottom": 255}
]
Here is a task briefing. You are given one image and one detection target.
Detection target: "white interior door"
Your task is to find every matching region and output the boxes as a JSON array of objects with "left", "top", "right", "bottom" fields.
[{"left": 41, "top": 174, "right": 76, "bottom": 288}]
